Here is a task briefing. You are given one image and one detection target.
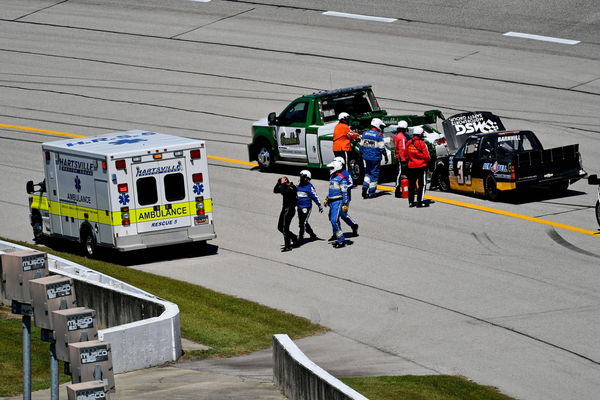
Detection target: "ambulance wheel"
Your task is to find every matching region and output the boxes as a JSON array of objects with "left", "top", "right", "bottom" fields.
[
  {"left": 256, "top": 143, "right": 274, "bottom": 171},
  {"left": 485, "top": 175, "right": 501, "bottom": 201},
  {"left": 31, "top": 212, "right": 43, "bottom": 241},
  {"left": 347, "top": 156, "right": 364, "bottom": 184},
  {"left": 81, "top": 229, "right": 97, "bottom": 258}
]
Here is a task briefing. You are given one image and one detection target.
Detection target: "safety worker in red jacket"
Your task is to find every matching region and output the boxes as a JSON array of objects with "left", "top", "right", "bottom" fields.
[
  {"left": 393, "top": 120, "right": 411, "bottom": 198},
  {"left": 403, "top": 126, "right": 431, "bottom": 208},
  {"left": 332, "top": 112, "right": 359, "bottom": 166}
]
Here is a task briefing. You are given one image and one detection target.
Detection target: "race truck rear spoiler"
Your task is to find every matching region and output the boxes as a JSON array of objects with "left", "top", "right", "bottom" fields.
[{"left": 442, "top": 111, "right": 505, "bottom": 152}]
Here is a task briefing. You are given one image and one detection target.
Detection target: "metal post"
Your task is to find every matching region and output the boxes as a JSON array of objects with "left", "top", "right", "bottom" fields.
[
  {"left": 22, "top": 315, "right": 32, "bottom": 400},
  {"left": 50, "top": 341, "right": 59, "bottom": 400}
]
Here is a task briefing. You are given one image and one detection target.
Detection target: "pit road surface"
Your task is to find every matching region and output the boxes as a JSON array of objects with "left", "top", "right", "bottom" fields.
[{"left": 1, "top": 1, "right": 600, "bottom": 399}]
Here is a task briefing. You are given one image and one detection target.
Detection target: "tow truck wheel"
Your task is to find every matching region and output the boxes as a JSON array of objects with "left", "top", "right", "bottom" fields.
[
  {"left": 485, "top": 175, "right": 501, "bottom": 201},
  {"left": 595, "top": 200, "right": 600, "bottom": 228},
  {"left": 81, "top": 229, "right": 97, "bottom": 258},
  {"left": 256, "top": 143, "right": 274, "bottom": 171},
  {"left": 347, "top": 156, "right": 365, "bottom": 184}
]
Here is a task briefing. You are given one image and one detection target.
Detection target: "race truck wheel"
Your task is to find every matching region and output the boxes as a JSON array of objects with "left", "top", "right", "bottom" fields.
[
  {"left": 595, "top": 200, "right": 600, "bottom": 228},
  {"left": 256, "top": 142, "right": 275, "bottom": 171},
  {"left": 347, "top": 156, "right": 365, "bottom": 184},
  {"left": 81, "top": 228, "right": 97, "bottom": 258},
  {"left": 485, "top": 175, "right": 501, "bottom": 201},
  {"left": 31, "top": 211, "right": 43, "bottom": 242},
  {"left": 550, "top": 180, "right": 569, "bottom": 194},
  {"left": 433, "top": 163, "right": 450, "bottom": 192}
]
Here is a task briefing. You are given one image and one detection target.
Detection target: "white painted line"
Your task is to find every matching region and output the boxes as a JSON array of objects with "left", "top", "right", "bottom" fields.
[
  {"left": 323, "top": 11, "right": 397, "bottom": 23},
  {"left": 191, "top": 0, "right": 211, "bottom": 2},
  {"left": 503, "top": 32, "right": 580, "bottom": 45}
]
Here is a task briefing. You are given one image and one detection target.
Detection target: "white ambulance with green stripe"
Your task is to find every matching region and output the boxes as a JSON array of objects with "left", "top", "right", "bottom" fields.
[{"left": 26, "top": 130, "right": 216, "bottom": 257}]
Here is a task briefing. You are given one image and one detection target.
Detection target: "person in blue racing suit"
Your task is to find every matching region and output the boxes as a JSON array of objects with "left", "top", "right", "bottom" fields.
[
  {"left": 360, "top": 118, "right": 389, "bottom": 199},
  {"left": 329, "top": 156, "right": 358, "bottom": 240},
  {"left": 324, "top": 159, "right": 357, "bottom": 248},
  {"left": 296, "top": 170, "right": 323, "bottom": 243}
]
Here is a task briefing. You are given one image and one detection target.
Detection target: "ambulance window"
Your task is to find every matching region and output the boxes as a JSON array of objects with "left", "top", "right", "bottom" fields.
[
  {"left": 136, "top": 177, "right": 158, "bottom": 205},
  {"left": 164, "top": 173, "right": 185, "bottom": 202}
]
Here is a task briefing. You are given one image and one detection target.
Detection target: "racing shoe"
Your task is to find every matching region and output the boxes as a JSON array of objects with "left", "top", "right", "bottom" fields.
[
  {"left": 281, "top": 246, "right": 293, "bottom": 252},
  {"left": 352, "top": 224, "right": 359, "bottom": 237},
  {"left": 328, "top": 235, "right": 337, "bottom": 241},
  {"left": 332, "top": 241, "right": 346, "bottom": 249},
  {"left": 416, "top": 202, "right": 429, "bottom": 208},
  {"left": 309, "top": 234, "right": 319, "bottom": 240}
]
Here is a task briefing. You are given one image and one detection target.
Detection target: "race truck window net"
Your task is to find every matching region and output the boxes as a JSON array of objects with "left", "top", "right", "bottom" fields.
[{"left": 320, "top": 90, "right": 380, "bottom": 123}]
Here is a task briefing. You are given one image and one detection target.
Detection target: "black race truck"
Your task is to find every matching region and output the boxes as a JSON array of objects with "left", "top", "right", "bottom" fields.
[{"left": 432, "top": 112, "right": 587, "bottom": 200}]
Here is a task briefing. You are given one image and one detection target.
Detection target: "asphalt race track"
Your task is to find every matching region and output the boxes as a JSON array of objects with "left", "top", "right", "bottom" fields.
[{"left": 1, "top": 1, "right": 599, "bottom": 399}]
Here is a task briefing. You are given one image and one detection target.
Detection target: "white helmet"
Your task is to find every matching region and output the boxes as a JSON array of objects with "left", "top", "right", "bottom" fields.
[
  {"left": 333, "top": 156, "right": 346, "bottom": 165},
  {"left": 338, "top": 112, "right": 350, "bottom": 121},
  {"left": 299, "top": 170, "right": 311, "bottom": 179},
  {"left": 396, "top": 120, "right": 408, "bottom": 129},
  {"left": 371, "top": 118, "right": 385, "bottom": 129},
  {"left": 413, "top": 126, "right": 424, "bottom": 136},
  {"left": 327, "top": 159, "right": 343, "bottom": 173}
]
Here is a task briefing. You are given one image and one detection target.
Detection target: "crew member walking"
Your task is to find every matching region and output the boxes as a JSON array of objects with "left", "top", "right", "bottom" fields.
[
  {"left": 360, "top": 118, "right": 389, "bottom": 199},
  {"left": 324, "top": 158, "right": 354, "bottom": 248},
  {"left": 273, "top": 176, "right": 298, "bottom": 251},
  {"left": 296, "top": 170, "right": 323, "bottom": 243},
  {"left": 330, "top": 156, "right": 359, "bottom": 238},
  {"left": 403, "top": 126, "right": 431, "bottom": 208},
  {"left": 393, "top": 120, "right": 411, "bottom": 198},
  {"left": 333, "top": 112, "right": 359, "bottom": 165}
]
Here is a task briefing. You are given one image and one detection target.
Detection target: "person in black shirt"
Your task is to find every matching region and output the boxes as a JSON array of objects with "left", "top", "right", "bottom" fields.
[{"left": 273, "top": 176, "right": 298, "bottom": 252}]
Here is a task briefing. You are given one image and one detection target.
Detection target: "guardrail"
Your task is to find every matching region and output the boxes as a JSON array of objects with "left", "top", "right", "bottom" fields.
[
  {"left": 0, "top": 240, "right": 182, "bottom": 373},
  {"left": 273, "top": 334, "right": 368, "bottom": 400}
]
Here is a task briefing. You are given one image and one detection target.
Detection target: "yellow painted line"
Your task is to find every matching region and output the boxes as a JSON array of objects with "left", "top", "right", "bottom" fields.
[
  {"left": 4, "top": 122, "right": 597, "bottom": 238},
  {"left": 0, "top": 123, "right": 259, "bottom": 166},
  {"left": 209, "top": 155, "right": 258, "bottom": 167},
  {"left": 377, "top": 185, "right": 599, "bottom": 237},
  {"left": 0, "top": 123, "right": 83, "bottom": 138}
]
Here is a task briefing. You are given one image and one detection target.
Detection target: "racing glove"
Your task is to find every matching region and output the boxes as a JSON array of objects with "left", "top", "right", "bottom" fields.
[
  {"left": 318, "top": 205, "right": 324, "bottom": 213},
  {"left": 341, "top": 204, "right": 348, "bottom": 213},
  {"left": 323, "top": 198, "right": 329, "bottom": 207}
]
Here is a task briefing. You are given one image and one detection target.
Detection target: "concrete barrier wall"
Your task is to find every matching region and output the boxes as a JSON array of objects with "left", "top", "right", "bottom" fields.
[
  {"left": 0, "top": 240, "right": 182, "bottom": 374},
  {"left": 273, "top": 334, "right": 368, "bottom": 400}
]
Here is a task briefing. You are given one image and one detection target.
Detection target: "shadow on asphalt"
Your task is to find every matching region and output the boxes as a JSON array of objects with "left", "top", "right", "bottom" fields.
[{"left": 37, "top": 237, "right": 219, "bottom": 267}]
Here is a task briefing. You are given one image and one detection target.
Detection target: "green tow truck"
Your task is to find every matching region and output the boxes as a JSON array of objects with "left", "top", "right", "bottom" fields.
[{"left": 247, "top": 84, "right": 444, "bottom": 182}]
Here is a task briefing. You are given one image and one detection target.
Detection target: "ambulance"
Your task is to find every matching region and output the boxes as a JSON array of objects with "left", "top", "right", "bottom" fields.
[{"left": 26, "top": 130, "right": 216, "bottom": 257}]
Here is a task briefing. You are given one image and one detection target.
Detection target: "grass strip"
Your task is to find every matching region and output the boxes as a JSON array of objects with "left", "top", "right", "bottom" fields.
[
  {"left": 0, "top": 309, "right": 71, "bottom": 396},
  {"left": 341, "top": 375, "right": 517, "bottom": 400}
]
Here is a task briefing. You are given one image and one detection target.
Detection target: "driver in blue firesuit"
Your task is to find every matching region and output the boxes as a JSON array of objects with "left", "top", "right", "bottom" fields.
[
  {"left": 296, "top": 170, "right": 323, "bottom": 243},
  {"left": 360, "top": 118, "right": 389, "bottom": 198},
  {"left": 324, "top": 158, "right": 356, "bottom": 248},
  {"left": 328, "top": 156, "right": 358, "bottom": 240}
]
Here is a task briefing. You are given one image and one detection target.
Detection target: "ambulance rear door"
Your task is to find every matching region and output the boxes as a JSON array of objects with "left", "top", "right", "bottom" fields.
[{"left": 132, "top": 158, "right": 193, "bottom": 233}]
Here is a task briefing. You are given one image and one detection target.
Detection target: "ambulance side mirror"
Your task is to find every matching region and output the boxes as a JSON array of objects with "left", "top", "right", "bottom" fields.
[
  {"left": 588, "top": 174, "right": 599, "bottom": 185},
  {"left": 268, "top": 112, "right": 277, "bottom": 126},
  {"left": 26, "top": 181, "right": 35, "bottom": 194},
  {"left": 26, "top": 180, "right": 46, "bottom": 194}
]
